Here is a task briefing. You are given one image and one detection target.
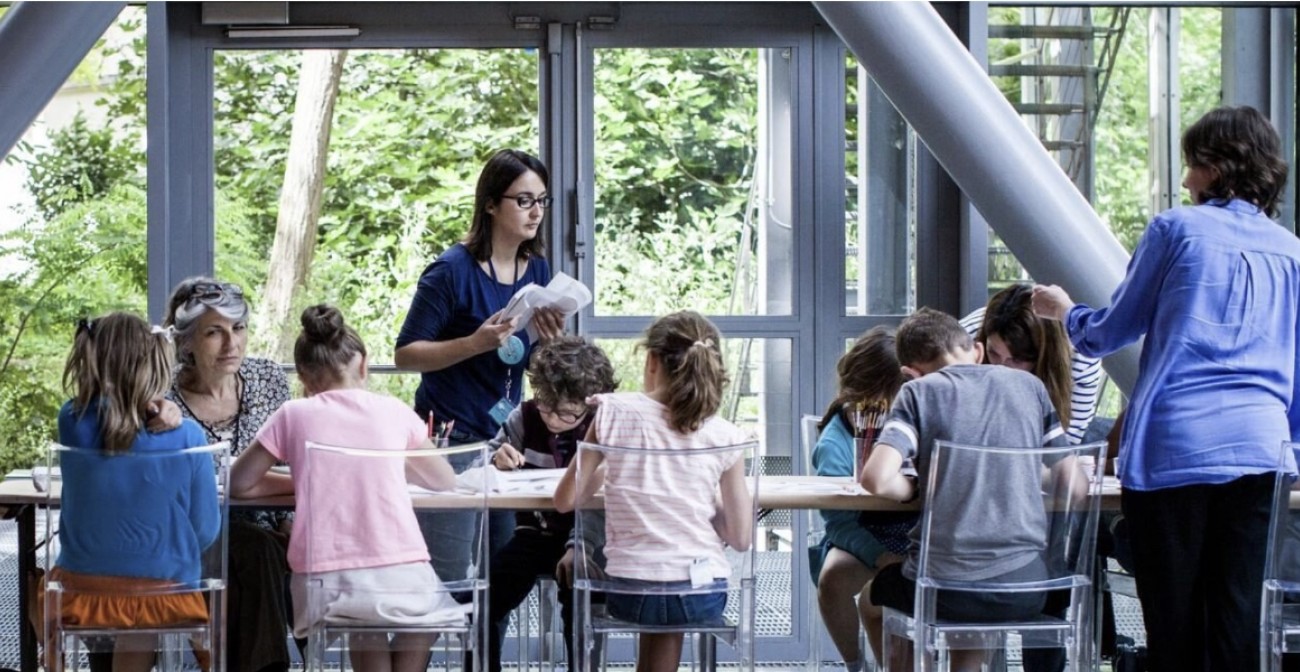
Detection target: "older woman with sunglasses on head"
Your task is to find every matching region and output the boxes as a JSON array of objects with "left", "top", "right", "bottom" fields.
[
  {"left": 162, "top": 277, "right": 295, "bottom": 672},
  {"left": 395, "top": 149, "right": 565, "bottom": 580}
]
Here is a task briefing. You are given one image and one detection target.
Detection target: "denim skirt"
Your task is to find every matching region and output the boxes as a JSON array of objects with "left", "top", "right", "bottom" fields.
[{"left": 605, "top": 578, "right": 728, "bottom": 626}]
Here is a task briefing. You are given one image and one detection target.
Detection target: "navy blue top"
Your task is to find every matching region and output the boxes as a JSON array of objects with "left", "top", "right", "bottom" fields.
[
  {"left": 56, "top": 401, "right": 220, "bottom": 584},
  {"left": 1066, "top": 199, "right": 1300, "bottom": 490},
  {"left": 396, "top": 243, "right": 551, "bottom": 440}
]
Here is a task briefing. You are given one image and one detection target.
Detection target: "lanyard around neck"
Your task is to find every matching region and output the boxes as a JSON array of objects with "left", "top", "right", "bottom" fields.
[{"left": 487, "top": 256, "right": 522, "bottom": 312}]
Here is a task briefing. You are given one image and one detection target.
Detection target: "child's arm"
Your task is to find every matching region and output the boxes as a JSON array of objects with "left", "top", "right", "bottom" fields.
[
  {"left": 229, "top": 441, "right": 294, "bottom": 499},
  {"left": 712, "top": 457, "right": 753, "bottom": 551},
  {"left": 555, "top": 424, "right": 604, "bottom": 513},
  {"left": 488, "top": 407, "right": 527, "bottom": 470},
  {"left": 859, "top": 442, "right": 916, "bottom": 502},
  {"left": 406, "top": 438, "right": 457, "bottom": 491}
]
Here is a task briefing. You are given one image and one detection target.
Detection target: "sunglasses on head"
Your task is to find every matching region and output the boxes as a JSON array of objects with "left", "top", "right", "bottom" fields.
[{"left": 187, "top": 282, "right": 244, "bottom": 305}]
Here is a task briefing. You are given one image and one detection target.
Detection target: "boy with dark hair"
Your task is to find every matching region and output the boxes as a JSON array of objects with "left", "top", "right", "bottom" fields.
[
  {"left": 483, "top": 335, "right": 618, "bottom": 672},
  {"left": 857, "top": 308, "right": 1069, "bottom": 666}
]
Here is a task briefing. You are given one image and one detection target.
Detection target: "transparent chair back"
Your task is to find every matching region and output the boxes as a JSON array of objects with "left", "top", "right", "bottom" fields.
[
  {"left": 881, "top": 440, "right": 1105, "bottom": 672},
  {"left": 302, "top": 440, "right": 488, "bottom": 672},
  {"left": 571, "top": 440, "right": 761, "bottom": 671},
  {"left": 42, "top": 441, "right": 231, "bottom": 672},
  {"left": 800, "top": 413, "right": 830, "bottom": 670},
  {"left": 1261, "top": 440, "right": 1300, "bottom": 670}
]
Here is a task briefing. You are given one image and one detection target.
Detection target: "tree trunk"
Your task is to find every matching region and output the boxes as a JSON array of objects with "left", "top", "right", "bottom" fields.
[{"left": 253, "top": 49, "right": 347, "bottom": 361}]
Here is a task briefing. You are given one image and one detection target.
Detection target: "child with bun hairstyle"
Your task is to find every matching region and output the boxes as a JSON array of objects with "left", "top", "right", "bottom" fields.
[
  {"left": 554, "top": 311, "right": 753, "bottom": 672},
  {"left": 230, "top": 305, "right": 461, "bottom": 672}
]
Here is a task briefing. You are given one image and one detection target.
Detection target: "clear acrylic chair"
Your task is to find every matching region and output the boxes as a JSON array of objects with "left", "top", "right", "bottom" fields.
[
  {"left": 571, "top": 440, "right": 761, "bottom": 672},
  {"left": 1261, "top": 441, "right": 1300, "bottom": 670},
  {"left": 301, "top": 440, "right": 488, "bottom": 672},
  {"left": 513, "top": 575, "right": 564, "bottom": 671},
  {"left": 801, "top": 413, "right": 830, "bottom": 671},
  {"left": 42, "top": 441, "right": 231, "bottom": 672},
  {"left": 880, "top": 440, "right": 1105, "bottom": 672}
]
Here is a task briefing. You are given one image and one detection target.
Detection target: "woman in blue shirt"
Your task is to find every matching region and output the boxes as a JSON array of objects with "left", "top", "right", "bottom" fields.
[
  {"left": 1033, "top": 106, "right": 1298, "bottom": 672},
  {"left": 395, "top": 149, "right": 564, "bottom": 580}
]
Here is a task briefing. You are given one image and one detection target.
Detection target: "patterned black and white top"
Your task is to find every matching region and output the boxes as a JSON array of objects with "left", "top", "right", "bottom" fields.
[{"left": 167, "top": 356, "right": 291, "bottom": 528}]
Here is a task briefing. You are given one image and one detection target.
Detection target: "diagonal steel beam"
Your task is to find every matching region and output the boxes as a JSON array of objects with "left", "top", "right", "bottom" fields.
[
  {"left": 0, "top": 1, "right": 126, "bottom": 161},
  {"left": 815, "top": 1, "right": 1141, "bottom": 394}
]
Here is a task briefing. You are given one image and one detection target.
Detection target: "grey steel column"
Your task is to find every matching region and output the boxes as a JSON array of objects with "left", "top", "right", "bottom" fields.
[
  {"left": 1223, "top": 7, "right": 1296, "bottom": 232},
  {"left": 0, "top": 2, "right": 125, "bottom": 160},
  {"left": 146, "top": 2, "right": 214, "bottom": 321},
  {"left": 815, "top": 1, "right": 1140, "bottom": 394}
]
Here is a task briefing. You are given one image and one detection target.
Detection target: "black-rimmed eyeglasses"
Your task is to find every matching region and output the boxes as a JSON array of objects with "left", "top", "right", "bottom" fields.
[
  {"left": 536, "top": 402, "right": 589, "bottom": 424},
  {"left": 500, "top": 193, "right": 553, "bottom": 210}
]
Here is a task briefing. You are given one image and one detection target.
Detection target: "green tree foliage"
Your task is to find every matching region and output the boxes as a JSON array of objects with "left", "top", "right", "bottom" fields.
[
  {"left": 592, "top": 48, "right": 758, "bottom": 317},
  {"left": 0, "top": 184, "right": 147, "bottom": 474}
]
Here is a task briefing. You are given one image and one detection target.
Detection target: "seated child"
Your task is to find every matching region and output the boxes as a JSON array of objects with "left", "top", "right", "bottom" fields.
[
  {"left": 484, "top": 335, "right": 618, "bottom": 672},
  {"left": 230, "top": 305, "right": 461, "bottom": 672},
  {"left": 554, "top": 311, "right": 753, "bottom": 672},
  {"left": 858, "top": 308, "right": 1069, "bottom": 670},
  {"left": 45, "top": 312, "right": 220, "bottom": 672},
  {"left": 811, "top": 326, "right": 908, "bottom": 672}
]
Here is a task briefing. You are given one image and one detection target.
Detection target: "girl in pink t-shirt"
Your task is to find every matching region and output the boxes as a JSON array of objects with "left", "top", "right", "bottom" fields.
[
  {"left": 230, "top": 305, "right": 460, "bottom": 672},
  {"left": 554, "top": 311, "right": 753, "bottom": 672}
]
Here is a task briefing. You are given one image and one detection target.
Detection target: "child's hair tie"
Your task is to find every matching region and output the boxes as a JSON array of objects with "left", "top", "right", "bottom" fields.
[
  {"left": 691, "top": 338, "right": 714, "bottom": 349},
  {"left": 151, "top": 324, "right": 175, "bottom": 343}
]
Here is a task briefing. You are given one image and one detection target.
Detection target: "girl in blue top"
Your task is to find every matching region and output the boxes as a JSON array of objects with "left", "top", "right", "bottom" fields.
[
  {"left": 811, "top": 326, "right": 907, "bottom": 672},
  {"left": 48, "top": 312, "right": 220, "bottom": 672},
  {"left": 1033, "top": 106, "right": 1300, "bottom": 672}
]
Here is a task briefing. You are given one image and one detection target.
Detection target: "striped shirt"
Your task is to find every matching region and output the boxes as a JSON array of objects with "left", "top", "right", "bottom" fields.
[
  {"left": 961, "top": 306, "right": 1103, "bottom": 444},
  {"left": 590, "top": 392, "right": 749, "bottom": 582}
]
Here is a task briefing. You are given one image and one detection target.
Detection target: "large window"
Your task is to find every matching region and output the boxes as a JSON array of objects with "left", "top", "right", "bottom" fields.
[
  {"left": 213, "top": 47, "right": 540, "bottom": 398},
  {"left": 591, "top": 47, "right": 791, "bottom": 317}
]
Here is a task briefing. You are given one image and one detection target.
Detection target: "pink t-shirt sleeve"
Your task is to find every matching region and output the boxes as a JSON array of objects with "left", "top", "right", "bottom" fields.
[{"left": 254, "top": 405, "right": 291, "bottom": 462}]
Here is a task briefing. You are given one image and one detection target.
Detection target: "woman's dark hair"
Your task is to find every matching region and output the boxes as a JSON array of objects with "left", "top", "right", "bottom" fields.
[
  {"left": 294, "top": 304, "right": 367, "bottom": 388},
  {"left": 464, "top": 149, "right": 549, "bottom": 262},
  {"left": 825, "top": 326, "right": 905, "bottom": 426},
  {"left": 528, "top": 335, "right": 619, "bottom": 407},
  {"left": 643, "top": 311, "right": 729, "bottom": 434},
  {"left": 1181, "top": 106, "right": 1288, "bottom": 218},
  {"left": 977, "top": 284, "right": 1072, "bottom": 427}
]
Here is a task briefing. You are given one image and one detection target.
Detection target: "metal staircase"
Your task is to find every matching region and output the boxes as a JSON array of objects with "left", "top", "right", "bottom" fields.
[
  {"left": 988, "top": 7, "right": 1131, "bottom": 199},
  {"left": 984, "top": 7, "right": 1131, "bottom": 292}
]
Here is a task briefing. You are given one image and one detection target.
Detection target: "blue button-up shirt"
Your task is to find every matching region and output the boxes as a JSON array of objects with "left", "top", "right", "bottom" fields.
[{"left": 1066, "top": 199, "right": 1300, "bottom": 491}]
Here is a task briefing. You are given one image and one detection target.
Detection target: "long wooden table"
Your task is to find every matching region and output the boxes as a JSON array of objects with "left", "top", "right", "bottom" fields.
[{"left": 0, "top": 472, "right": 1121, "bottom": 672}]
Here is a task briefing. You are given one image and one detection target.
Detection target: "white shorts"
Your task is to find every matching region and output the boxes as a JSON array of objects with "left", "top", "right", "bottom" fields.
[{"left": 290, "top": 562, "right": 470, "bottom": 638}]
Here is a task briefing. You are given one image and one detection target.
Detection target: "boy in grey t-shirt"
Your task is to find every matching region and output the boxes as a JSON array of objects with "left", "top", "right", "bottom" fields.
[{"left": 857, "top": 308, "right": 1068, "bottom": 665}]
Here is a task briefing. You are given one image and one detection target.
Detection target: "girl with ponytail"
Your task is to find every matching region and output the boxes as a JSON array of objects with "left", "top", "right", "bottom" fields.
[{"left": 555, "top": 311, "right": 752, "bottom": 672}]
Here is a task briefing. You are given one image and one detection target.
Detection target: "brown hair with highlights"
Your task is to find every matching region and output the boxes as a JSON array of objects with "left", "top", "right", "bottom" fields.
[{"left": 643, "top": 311, "right": 729, "bottom": 433}]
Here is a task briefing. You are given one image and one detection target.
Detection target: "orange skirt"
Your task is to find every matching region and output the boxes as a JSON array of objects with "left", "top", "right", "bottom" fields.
[{"left": 38, "top": 568, "right": 211, "bottom": 671}]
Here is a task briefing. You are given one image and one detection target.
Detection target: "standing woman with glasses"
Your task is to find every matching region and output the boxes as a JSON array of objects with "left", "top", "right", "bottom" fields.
[
  {"left": 395, "top": 149, "right": 565, "bottom": 582},
  {"left": 162, "top": 277, "right": 295, "bottom": 672}
]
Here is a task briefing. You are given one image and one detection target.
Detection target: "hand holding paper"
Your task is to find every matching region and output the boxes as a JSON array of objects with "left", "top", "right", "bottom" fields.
[{"left": 498, "top": 272, "right": 592, "bottom": 340}]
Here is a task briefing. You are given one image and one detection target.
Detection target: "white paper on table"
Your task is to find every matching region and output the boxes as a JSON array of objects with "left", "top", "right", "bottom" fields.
[{"left": 765, "top": 479, "right": 864, "bottom": 496}]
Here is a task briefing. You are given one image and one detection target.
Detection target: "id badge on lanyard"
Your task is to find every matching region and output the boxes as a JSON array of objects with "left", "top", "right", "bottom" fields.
[{"left": 489, "top": 373, "right": 516, "bottom": 425}]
